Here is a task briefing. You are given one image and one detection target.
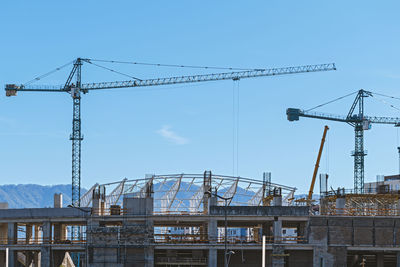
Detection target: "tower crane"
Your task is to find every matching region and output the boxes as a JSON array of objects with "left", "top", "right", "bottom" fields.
[
  {"left": 287, "top": 89, "right": 400, "bottom": 194},
  {"left": 5, "top": 58, "right": 336, "bottom": 207}
]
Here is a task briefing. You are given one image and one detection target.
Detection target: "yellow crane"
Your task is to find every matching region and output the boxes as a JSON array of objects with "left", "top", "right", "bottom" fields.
[{"left": 308, "top": 125, "right": 329, "bottom": 201}]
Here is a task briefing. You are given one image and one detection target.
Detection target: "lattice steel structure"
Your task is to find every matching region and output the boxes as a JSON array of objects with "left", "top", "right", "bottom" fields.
[{"left": 80, "top": 172, "right": 297, "bottom": 214}]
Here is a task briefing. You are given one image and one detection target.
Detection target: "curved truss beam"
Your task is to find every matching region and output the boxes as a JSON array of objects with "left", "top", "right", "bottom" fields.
[
  {"left": 222, "top": 178, "right": 239, "bottom": 205},
  {"left": 80, "top": 183, "right": 99, "bottom": 207},
  {"left": 248, "top": 186, "right": 263, "bottom": 206},
  {"left": 283, "top": 189, "right": 296, "bottom": 206},
  {"left": 190, "top": 184, "right": 204, "bottom": 212},
  {"left": 105, "top": 178, "right": 127, "bottom": 206},
  {"left": 161, "top": 175, "right": 182, "bottom": 212}
]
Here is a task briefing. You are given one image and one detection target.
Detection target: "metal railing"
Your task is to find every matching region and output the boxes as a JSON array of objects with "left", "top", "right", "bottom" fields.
[{"left": 0, "top": 238, "right": 86, "bottom": 245}]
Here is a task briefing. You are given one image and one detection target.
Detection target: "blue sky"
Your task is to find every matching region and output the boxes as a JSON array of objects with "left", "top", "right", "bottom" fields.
[{"left": 1, "top": 1, "right": 400, "bottom": 194}]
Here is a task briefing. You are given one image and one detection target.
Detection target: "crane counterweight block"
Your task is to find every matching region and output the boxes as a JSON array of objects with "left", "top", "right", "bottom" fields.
[
  {"left": 5, "top": 84, "right": 18, "bottom": 96},
  {"left": 286, "top": 108, "right": 301, "bottom": 121}
]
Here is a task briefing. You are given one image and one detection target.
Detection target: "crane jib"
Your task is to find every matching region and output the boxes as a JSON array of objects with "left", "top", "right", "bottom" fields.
[{"left": 5, "top": 63, "right": 336, "bottom": 94}]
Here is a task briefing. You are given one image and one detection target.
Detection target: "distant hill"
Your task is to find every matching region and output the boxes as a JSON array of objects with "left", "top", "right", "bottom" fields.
[
  {"left": 0, "top": 184, "right": 87, "bottom": 209},
  {"left": 0, "top": 183, "right": 318, "bottom": 209}
]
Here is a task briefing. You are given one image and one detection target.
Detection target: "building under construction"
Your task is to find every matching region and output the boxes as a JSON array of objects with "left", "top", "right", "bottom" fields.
[{"left": 1, "top": 172, "right": 400, "bottom": 267}]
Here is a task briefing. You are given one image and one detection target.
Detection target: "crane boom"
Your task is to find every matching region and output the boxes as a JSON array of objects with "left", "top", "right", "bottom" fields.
[
  {"left": 5, "top": 62, "right": 336, "bottom": 94},
  {"left": 287, "top": 109, "right": 400, "bottom": 125},
  {"left": 308, "top": 125, "right": 329, "bottom": 201}
]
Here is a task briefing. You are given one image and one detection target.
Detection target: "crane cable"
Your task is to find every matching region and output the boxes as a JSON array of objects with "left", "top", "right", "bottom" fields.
[
  {"left": 232, "top": 80, "right": 240, "bottom": 177},
  {"left": 23, "top": 60, "right": 74, "bottom": 86},
  {"left": 305, "top": 90, "right": 358, "bottom": 112},
  {"left": 83, "top": 60, "right": 142, "bottom": 81},
  {"left": 88, "top": 58, "right": 258, "bottom": 71},
  {"left": 370, "top": 91, "right": 400, "bottom": 101},
  {"left": 369, "top": 92, "right": 400, "bottom": 113}
]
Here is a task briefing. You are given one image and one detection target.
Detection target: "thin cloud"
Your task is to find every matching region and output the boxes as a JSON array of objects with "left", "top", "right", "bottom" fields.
[{"left": 157, "top": 125, "right": 188, "bottom": 145}]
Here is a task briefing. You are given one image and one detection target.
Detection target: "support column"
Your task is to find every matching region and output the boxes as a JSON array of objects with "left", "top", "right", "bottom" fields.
[
  {"left": 208, "top": 219, "right": 217, "bottom": 266},
  {"left": 273, "top": 218, "right": 282, "bottom": 243},
  {"left": 271, "top": 245, "right": 285, "bottom": 267},
  {"left": 377, "top": 253, "right": 384, "bottom": 267},
  {"left": 144, "top": 247, "right": 154, "bottom": 267},
  {"left": 7, "top": 223, "right": 16, "bottom": 267},
  {"left": 208, "top": 249, "right": 217, "bottom": 267},
  {"left": 313, "top": 247, "right": 330, "bottom": 267},
  {"left": 397, "top": 251, "right": 400, "bottom": 267},
  {"left": 54, "top": 223, "right": 65, "bottom": 243},
  {"left": 336, "top": 197, "right": 345, "bottom": 215},
  {"left": 208, "top": 194, "right": 218, "bottom": 267},
  {"left": 41, "top": 247, "right": 50, "bottom": 267},
  {"left": 26, "top": 224, "right": 32, "bottom": 244},
  {"left": 33, "top": 251, "right": 41, "bottom": 267},
  {"left": 41, "top": 221, "right": 51, "bottom": 267},
  {"left": 34, "top": 224, "right": 41, "bottom": 244}
]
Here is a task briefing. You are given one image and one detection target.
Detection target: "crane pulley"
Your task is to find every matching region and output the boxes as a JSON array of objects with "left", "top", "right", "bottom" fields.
[{"left": 5, "top": 58, "right": 336, "bottom": 208}]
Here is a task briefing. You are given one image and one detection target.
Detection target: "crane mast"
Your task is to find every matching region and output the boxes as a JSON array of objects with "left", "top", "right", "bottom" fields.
[
  {"left": 5, "top": 58, "right": 336, "bottom": 207},
  {"left": 70, "top": 59, "right": 83, "bottom": 207}
]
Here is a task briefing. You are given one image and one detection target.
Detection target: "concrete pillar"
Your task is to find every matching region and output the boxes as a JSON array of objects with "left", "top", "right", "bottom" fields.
[
  {"left": 26, "top": 224, "right": 32, "bottom": 244},
  {"left": 54, "top": 223, "right": 62, "bottom": 243},
  {"left": 7, "top": 222, "right": 16, "bottom": 266},
  {"left": 313, "top": 247, "right": 331, "bottom": 267},
  {"left": 54, "top": 193, "right": 63, "bottom": 208},
  {"left": 92, "top": 194, "right": 101, "bottom": 215},
  {"left": 42, "top": 221, "right": 51, "bottom": 244},
  {"left": 296, "top": 222, "right": 307, "bottom": 243},
  {"left": 271, "top": 245, "right": 285, "bottom": 267},
  {"left": 144, "top": 247, "right": 154, "bottom": 267},
  {"left": 377, "top": 253, "right": 384, "bottom": 267},
  {"left": 0, "top": 223, "right": 7, "bottom": 245},
  {"left": 208, "top": 195, "right": 217, "bottom": 212},
  {"left": 7, "top": 222, "right": 16, "bottom": 245},
  {"left": 34, "top": 224, "right": 41, "bottom": 244},
  {"left": 34, "top": 251, "right": 41, "bottom": 267},
  {"left": 273, "top": 219, "right": 282, "bottom": 243},
  {"left": 7, "top": 250, "right": 15, "bottom": 267},
  {"left": 208, "top": 198, "right": 218, "bottom": 267},
  {"left": 40, "top": 247, "right": 51, "bottom": 267},
  {"left": 273, "top": 196, "right": 282, "bottom": 206},
  {"left": 208, "top": 219, "right": 217, "bottom": 243},
  {"left": 41, "top": 221, "right": 52, "bottom": 267},
  {"left": 145, "top": 196, "right": 154, "bottom": 267},
  {"left": 145, "top": 196, "right": 154, "bottom": 215},
  {"left": 208, "top": 249, "right": 217, "bottom": 267},
  {"left": 336, "top": 197, "right": 345, "bottom": 215}
]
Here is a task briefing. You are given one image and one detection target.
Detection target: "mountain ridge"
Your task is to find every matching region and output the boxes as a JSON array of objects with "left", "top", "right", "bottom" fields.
[{"left": 0, "top": 184, "right": 86, "bottom": 209}]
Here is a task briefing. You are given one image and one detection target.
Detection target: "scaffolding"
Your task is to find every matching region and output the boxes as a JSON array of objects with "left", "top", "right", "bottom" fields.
[{"left": 320, "top": 190, "right": 400, "bottom": 216}]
